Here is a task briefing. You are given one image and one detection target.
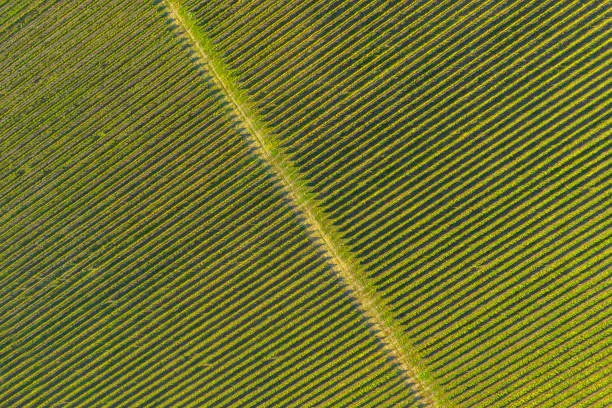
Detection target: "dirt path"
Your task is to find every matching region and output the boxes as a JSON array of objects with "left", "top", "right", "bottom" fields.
[{"left": 163, "top": 1, "right": 441, "bottom": 406}]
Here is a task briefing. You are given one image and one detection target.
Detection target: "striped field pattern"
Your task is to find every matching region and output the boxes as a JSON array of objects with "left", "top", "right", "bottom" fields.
[
  {"left": 0, "top": 1, "right": 422, "bottom": 407},
  {"left": 182, "top": 0, "right": 612, "bottom": 407}
]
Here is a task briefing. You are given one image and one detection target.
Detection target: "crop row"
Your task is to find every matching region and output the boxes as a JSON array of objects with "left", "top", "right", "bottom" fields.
[
  {"left": 183, "top": 0, "right": 612, "bottom": 405},
  {"left": 0, "top": 1, "right": 415, "bottom": 407}
]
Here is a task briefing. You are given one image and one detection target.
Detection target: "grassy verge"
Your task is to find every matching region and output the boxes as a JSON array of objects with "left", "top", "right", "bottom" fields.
[{"left": 164, "top": 1, "right": 452, "bottom": 406}]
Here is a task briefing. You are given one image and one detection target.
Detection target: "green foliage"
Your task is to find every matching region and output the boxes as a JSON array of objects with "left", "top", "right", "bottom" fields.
[
  {"left": 2, "top": 0, "right": 610, "bottom": 407},
  {"left": 182, "top": 0, "right": 612, "bottom": 406},
  {"left": 0, "top": 1, "right": 417, "bottom": 407}
]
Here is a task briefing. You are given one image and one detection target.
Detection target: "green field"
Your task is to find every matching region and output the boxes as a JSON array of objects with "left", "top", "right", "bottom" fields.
[{"left": 1, "top": 0, "right": 610, "bottom": 407}]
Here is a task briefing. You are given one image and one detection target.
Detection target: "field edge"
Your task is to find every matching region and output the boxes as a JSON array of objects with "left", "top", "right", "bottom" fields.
[{"left": 160, "top": 0, "right": 453, "bottom": 406}]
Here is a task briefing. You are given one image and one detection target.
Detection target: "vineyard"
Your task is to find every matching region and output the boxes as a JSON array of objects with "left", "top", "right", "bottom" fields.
[{"left": 1, "top": 0, "right": 610, "bottom": 407}]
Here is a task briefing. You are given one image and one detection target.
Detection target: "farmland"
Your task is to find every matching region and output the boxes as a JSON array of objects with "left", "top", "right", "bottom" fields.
[
  {"left": 181, "top": 0, "right": 612, "bottom": 406},
  {"left": 0, "top": 1, "right": 419, "bottom": 407},
  {"left": 1, "top": 0, "right": 611, "bottom": 407}
]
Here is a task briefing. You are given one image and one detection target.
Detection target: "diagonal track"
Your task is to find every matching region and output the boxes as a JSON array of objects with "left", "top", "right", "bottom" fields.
[{"left": 162, "top": 0, "right": 443, "bottom": 406}]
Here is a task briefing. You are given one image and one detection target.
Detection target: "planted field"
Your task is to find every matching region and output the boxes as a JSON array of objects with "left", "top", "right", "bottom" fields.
[
  {"left": 0, "top": 1, "right": 420, "bottom": 407},
  {"left": 2, "top": 0, "right": 611, "bottom": 407},
  {"left": 180, "top": 0, "right": 612, "bottom": 406}
]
